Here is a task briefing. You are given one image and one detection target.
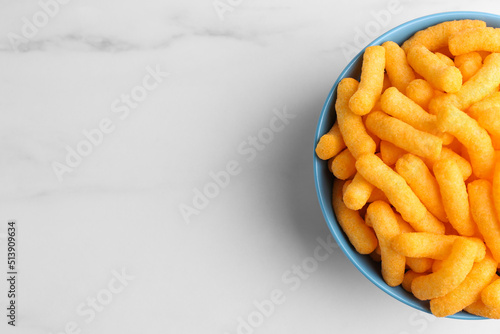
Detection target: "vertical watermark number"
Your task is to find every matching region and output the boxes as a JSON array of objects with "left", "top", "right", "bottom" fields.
[{"left": 6, "top": 221, "right": 17, "bottom": 326}]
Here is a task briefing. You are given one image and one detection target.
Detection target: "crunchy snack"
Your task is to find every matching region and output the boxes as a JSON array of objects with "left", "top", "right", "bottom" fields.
[
  {"left": 401, "top": 19, "right": 486, "bottom": 52},
  {"left": 315, "top": 122, "right": 345, "bottom": 160},
  {"left": 407, "top": 43, "right": 462, "bottom": 93},
  {"left": 365, "top": 111, "right": 442, "bottom": 161},
  {"left": 343, "top": 172, "right": 374, "bottom": 211},
  {"left": 411, "top": 238, "right": 478, "bottom": 300},
  {"left": 405, "top": 78, "right": 435, "bottom": 109},
  {"left": 436, "top": 102, "right": 495, "bottom": 179},
  {"left": 481, "top": 275, "right": 500, "bottom": 309},
  {"left": 355, "top": 153, "right": 427, "bottom": 225},
  {"left": 395, "top": 154, "right": 448, "bottom": 223},
  {"left": 365, "top": 201, "right": 406, "bottom": 286},
  {"left": 430, "top": 254, "right": 497, "bottom": 317},
  {"left": 468, "top": 180, "right": 500, "bottom": 263},
  {"left": 349, "top": 46, "right": 386, "bottom": 116},
  {"left": 454, "top": 52, "right": 483, "bottom": 82},
  {"left": 382, "top": 41, "right": 415, "bottom": 93},
  {"left": 433, "top": 158, "right": 476, "bottom": 236},
  {"left": 336, "top": 78, "right": 377, "bottom": 159},
  {"left": 332, "top": 179, "right": 378, "bottom": 254},
  {"left": 449, "top": 27, "right": 500, "bottom": 55},
  {"left": 316, "top": 18, "right": 500, "bottom": 318}
]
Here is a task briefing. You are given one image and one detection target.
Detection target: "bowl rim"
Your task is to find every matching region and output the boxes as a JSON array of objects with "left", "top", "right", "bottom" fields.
[{"left": 313, "top": 10, "right": 500, "bottom": 320}]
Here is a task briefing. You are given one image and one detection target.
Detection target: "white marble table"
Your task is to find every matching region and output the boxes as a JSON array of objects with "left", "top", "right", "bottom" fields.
[{"left": 2, "top": 1, "right": 500, "bottom": 333}]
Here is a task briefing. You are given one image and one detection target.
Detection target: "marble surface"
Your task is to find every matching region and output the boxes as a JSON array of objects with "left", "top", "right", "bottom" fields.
[{"left": 2, "top": 1, "right": 500, "bottom": 333}]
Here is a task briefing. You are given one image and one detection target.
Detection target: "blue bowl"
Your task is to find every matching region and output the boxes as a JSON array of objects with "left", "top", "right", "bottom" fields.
[{"left": 314, "top": 11, "right": 500, "bottom": 319}]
